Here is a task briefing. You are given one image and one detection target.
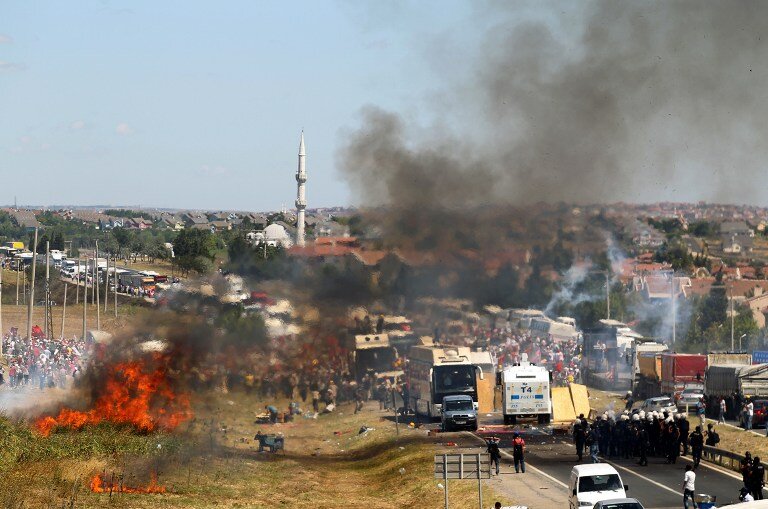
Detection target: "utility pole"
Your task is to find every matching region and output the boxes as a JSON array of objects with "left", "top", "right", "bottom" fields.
[
  {"left": 95, "top": 241, "right": 101, "bottom": 330},
  {"left": 15, "top": 263, "right": 19, "bottom": 306},
  {"left": 103, "top": 254, "right": 110, "bottom": 313},
  {"left": 113, "top": 256, "right": 118, "bottom": 318},
  {"left": 44, "top": 241, "right": 52, "bottom": 339},
  {"left": 26, "top": 228, "right": 38, "bottom": 341},
  {"left": 61, "top": 282, "right": 67, "bottom": 339},
  {"left": 81, "top": 258, "right": 88, "bottom": 340},
  {"left": 730, "top": 283, "right": 735, "bottom": 351},
  {"left": 605, "top": 272, "right": 611, "bottom": 320},
  {"left": 75, "top": 260, "right": 80, "bottom": 305},
  {"left": 671, "top": 274, "right": 676, "bottom": 346}
]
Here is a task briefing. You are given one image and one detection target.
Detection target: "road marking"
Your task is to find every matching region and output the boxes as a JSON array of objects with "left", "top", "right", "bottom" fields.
[
  {"left": 602, "top": 459, "right": 681, "bottom": 497},
  {"left": 465, "top": 432, "right": 569, "bottom": 489}
]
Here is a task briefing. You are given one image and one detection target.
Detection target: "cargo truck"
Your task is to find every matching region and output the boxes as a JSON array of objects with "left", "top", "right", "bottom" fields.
[
  {"left": 660, "top": 353, "right": 707, "bottom": 398},
  {"left": 705, "top": 363, "right": 768, "bottom": 418},
  {"left": 499, "top": 360, "right": 552, "bottom": 424}
]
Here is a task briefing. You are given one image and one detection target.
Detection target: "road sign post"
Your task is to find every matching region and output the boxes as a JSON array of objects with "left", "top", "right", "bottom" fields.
[{"left": 434, "top": 453, "right": 490, "bottom": 509}]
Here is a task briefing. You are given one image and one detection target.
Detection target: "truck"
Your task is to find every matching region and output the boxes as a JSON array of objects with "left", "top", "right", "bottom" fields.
[
  {"left": 351, "top": 333, "right": 401, "bottom": 382},
  {"left": 499, "top": 361, "right": 552, "bottom": 424},
  {"left": 705, "top": 363, "right": 768, "bottom": 419},
  {"left": 407, "top": 342, "right": 485, "bottom": 419},
  {"left": 634, "top": 353, "right": 663, "bottom": 399},
  {"left": 631, "top": 340, "right": 668, "bottom": 398},
  {"left": 660, "top": 353, "right": 707, "bottom": 398}
]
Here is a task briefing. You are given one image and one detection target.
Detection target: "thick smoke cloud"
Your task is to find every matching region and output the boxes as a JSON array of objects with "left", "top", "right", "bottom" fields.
[{"left": 340, "top": 0, "right": 768, "bottom": 207}]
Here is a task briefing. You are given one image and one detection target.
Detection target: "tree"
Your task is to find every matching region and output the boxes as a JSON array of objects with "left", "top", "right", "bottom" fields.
[
  {"left": 698, "top": 274, "right": 727, "bottom": 332},
  {"left": 173, "top": 229, "right": 217, "bottom": 275}
]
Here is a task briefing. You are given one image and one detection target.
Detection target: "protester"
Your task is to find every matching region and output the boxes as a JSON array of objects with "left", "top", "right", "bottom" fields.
[
  {"left": 512, "top": 432, "right": 526, "bottom": 473},
  {"left": 750, "top": 456, "right": 765, "bottom": 500},
  {"left": 486, "top": 437, "right": 502, "bottom": 476},
  {"left": 689, "top": 426, "right": 704, "bottom": 469},
  {"left": 683, "top": 465, "right": 697, "bottom": 509}
]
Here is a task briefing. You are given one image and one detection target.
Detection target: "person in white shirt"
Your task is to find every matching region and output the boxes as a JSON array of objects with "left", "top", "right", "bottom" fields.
[
  {"left": 747, "top": 400, "right": 755, "bottom": 430},
  {"left": 683, "top": 465, "right": 697, "bottom": 509},
  {"left": 719, "top": 398, "right": 727, "bottom": 424}
]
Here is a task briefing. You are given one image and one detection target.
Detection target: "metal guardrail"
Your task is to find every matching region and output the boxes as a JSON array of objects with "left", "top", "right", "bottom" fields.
[{"left": 702, "top": 445, "right": 768, "bottom": 482}]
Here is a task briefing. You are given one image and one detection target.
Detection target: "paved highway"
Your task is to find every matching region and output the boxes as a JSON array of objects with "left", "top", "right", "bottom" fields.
[{"left": 435, "top": 414, "right": 750, "bottom": 509}]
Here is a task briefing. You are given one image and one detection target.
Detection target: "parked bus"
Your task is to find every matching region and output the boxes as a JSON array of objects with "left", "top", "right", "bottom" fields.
[{"left": 407, "top": 341, "right": 485, "bottom": 419}]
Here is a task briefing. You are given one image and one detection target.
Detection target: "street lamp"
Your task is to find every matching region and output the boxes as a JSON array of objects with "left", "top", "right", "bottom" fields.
[{"left": 740, "top": 333, "right": 747, "bottom": 352}]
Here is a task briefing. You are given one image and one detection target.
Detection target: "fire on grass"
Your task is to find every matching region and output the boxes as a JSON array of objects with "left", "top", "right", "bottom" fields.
[
  {"left": 90, "top": 472, "right": 166, "bottom": 494},
  {"left": 35, "top": 355, "right": 192, "bottom": 436}
]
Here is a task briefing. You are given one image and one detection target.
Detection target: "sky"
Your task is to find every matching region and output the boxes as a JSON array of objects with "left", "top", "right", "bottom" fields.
[{"left": 0, "top": 1, "right": 488, "bottom": 211}]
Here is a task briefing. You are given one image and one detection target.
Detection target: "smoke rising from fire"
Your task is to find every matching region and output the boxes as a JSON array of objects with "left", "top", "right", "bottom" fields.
[{"left": 340, "top": 1, "right": 768, "bottom": 208}]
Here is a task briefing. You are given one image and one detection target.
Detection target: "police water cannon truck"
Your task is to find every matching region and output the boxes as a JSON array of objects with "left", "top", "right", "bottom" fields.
[{"left": 499, "top": 358, "right": 552, "bottom": 425}]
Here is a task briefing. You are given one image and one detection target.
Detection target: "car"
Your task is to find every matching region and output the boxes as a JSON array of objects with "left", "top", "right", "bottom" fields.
[
  {"left": 640, "top": 396, "right": 677, "bottom": 414},
  {"left": 677, "top": 388, "right": 705, "bottom": 412},
  {"left": 750, "top": 399, "right": 768, "bottom": 428},
  {"left": 441, "top": 394, "right": 478, "bottom": 432},
  {"left": 593, "top": 498, "right": 644, "bottom": 509},
  {"left": 569, "top": 464, "right": 628, "bottom": 509}
]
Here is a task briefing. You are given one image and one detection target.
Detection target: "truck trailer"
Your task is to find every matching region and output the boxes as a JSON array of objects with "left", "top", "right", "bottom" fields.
[
  {"left": 660, "top": 353, "right": 706, "bottom": 398},
  {"left": 499, "top": 361, "right": 552, "bottom": 424},
  {"left": 705, "top": 363, "right": 768, "bottom": 419}
]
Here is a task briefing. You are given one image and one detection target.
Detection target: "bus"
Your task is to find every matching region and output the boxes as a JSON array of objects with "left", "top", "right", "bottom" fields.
[{"left": 407, "top": 342, "right": 485, "bottom": 419}]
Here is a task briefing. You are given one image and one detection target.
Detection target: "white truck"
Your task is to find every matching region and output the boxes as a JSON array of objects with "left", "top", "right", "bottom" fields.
[{"left": 500, "top": 361, "right": 552, "bottom": 424}]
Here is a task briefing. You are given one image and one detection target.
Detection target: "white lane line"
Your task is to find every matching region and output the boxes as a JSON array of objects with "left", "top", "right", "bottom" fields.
[
  {"left": 602, "top": 459, "right": 681, "bottom": 497},
  {"left": 464, "top": 432, "right": 569, "bottom": 490}
]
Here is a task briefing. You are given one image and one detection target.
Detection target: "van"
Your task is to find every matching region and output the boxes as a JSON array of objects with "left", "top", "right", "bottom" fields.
[
  {"left": 441, "top": 394, "right": 478, "bottom": 432},
  {"left": 569, "top": 464, "right": 628, "bottom": 509}
]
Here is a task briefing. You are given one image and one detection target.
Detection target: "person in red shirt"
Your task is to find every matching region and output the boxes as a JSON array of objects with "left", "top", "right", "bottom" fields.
[{"left": 512, "top": 432, "right": 526, "bottom": 473}]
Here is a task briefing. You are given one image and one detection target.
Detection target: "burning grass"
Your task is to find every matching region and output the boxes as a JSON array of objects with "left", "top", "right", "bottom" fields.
[
  {"left": 35, "top": 357, "right": 192, "bottom": 436},
  {"left": 1, "top": 391, "right": 511, "bottom": 508}
]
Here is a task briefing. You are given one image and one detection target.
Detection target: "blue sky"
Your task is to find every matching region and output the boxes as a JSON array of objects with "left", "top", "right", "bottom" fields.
[{"left": 0, "top": 1, "right": 486, "bottom": 210}]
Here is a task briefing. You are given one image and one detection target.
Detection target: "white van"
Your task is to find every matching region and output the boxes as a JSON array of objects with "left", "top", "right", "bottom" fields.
[{"left": 569, "top": 464, "right": 628, "bottom": 509}]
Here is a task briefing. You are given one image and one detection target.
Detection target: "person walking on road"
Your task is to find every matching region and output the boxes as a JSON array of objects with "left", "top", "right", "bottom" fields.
[
  {"left": 574, "top": 420, "right": 586, "bottom": 462},
  {"left": 749, "top": 456, "right": 765, "bottom": 500},
  {"left": 746, "top": 400, "right": 754, "bottom": 430},
  {"left": 719, "top": 397, "right": 727, "bottom": 424},
  {"left": 690, "top": 426, "right": 704, "bottom": 469},
  {"left": 586, "top": 425, "right": 599, "bottom": 463},
  {"left": 683, "top": 464, "right": 697, "bottom": 509},
  {"left": 487, "top": 437, "right": 502, "bottom": 476},
  {"left": 512, "top": 432, "right": 526, "bottom": 473}
]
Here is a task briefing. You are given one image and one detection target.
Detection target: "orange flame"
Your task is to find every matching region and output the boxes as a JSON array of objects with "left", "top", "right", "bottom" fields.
[
  {"left": 35, "top": 359, "right": 192, "bottom": 436},
  {"left": 90, "top": 472, "right": 166, "bottom": 494}
]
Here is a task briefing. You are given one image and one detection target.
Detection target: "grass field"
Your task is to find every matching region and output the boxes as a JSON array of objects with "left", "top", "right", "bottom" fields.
[
  {"left": 0, "top": 302, "right": 140, "bottom": 339},
  {"left": 0, "top": 391, "right": 510, "bottom": 508}
]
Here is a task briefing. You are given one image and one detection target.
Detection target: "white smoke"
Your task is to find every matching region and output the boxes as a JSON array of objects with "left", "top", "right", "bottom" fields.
[{"left": 544, "top": 260, "right": 593, "bottom": 315}]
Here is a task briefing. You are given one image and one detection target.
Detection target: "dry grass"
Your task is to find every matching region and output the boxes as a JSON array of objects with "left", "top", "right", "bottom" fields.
[
  {"left": 704, "top": 419, "right": 768, "bottom": 459},
  {"left": 0, "top": 391, "right": 511, "bottom": 508},
  {"left": 0, "top": 302, "right": 140, "bottom": 339}
]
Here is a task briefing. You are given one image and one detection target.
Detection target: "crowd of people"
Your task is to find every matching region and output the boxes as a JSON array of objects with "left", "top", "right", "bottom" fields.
[
  {"left": 486, "top": 329, "right": 582, "bottom": 386},
  {"left": 0, "top": 327, "right": 88, "bottom": 390},
  {"left": 571, "top": 410, "right": 719, "bottom": 468}
]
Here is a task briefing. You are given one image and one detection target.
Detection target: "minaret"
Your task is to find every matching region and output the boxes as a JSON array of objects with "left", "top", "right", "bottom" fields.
[{"left": 295, "top": 131, "right": 307, "bottom": 247}]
